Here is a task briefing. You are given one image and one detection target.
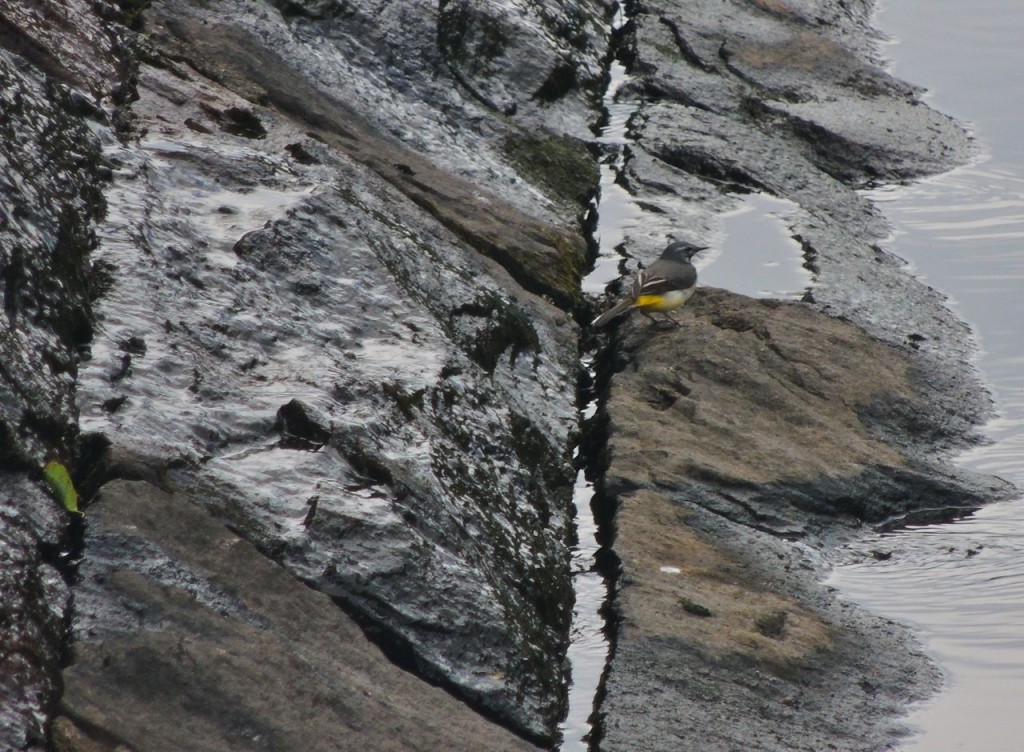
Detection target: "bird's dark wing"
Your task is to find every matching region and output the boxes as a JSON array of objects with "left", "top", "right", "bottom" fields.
[{"left": 636, "top": 262, "right": 696, "bottom": 296}]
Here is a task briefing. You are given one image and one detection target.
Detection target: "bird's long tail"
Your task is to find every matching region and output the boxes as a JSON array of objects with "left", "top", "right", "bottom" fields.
[{"left": 592, "top": 298, "right": 636, "bottom": 327}]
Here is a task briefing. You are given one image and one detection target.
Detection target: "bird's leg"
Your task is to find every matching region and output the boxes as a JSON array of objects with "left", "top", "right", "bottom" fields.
[{"left": 651, "top": 312, "right": 681, "bottom": 330}]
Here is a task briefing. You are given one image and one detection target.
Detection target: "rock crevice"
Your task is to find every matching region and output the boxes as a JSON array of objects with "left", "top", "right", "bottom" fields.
[{"left": 0, "top": 0, "right": 1013, "bottom": 750}]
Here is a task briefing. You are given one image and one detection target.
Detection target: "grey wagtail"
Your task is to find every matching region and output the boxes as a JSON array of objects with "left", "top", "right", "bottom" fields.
[{"left": 592, "top": 241, "right": 706, "bottom": 327}]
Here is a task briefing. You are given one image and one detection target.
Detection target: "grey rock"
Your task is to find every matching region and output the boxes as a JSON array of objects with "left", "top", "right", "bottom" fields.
[
  {"left": 586, "top": 7, "right": 1013, "bottom": 750},
  {"left": 64, "top": 0, "right": 599, "bottom": 741},
  {"left": 2, "top": 0, "right": 602, "bottom": 743},
  {"left": 595, "top": 289, "right": 1012, "bottom": 752},
  {"left": 0, "top": 476, "right": 71, "bottom": 752},
  {"left": 58, "top": 479, "right": 540, "bottom": 752},
  {"left": 0, "top": 31, "right": 106, "bottom": 748},
  {"left": 0, "top": 0, "right": 1015, "bottom": 749}
]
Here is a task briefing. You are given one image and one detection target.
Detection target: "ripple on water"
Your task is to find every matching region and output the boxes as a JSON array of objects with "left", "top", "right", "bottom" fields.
[
  {"left": 830, "top": 495, "right": 1024, "bottom": 752},
  {"left": 832, "top": 155, "right": 1024, "bottom": 748}
]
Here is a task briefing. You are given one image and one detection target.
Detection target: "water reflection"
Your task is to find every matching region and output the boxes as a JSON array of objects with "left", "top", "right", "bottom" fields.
[
  {"left": 700, "top": 193, "right": 813, "bottom": 300},
  {"left": 559, "top": 6, "right": 632, "bottom": 749},
  {"left": 830, "top": 1, "right": 1024, "bottom": 749},
  {"left": 584, "top": 53, "right": 645, "bottom": 296}
]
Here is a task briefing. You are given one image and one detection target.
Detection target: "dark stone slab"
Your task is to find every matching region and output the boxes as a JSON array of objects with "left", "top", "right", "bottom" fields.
[{"left": 57, "top": 479, "right": 540, "bottom": 752}]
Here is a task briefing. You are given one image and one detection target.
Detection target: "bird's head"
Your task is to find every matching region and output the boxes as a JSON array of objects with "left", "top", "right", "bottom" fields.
[{"left": 661, "top": 241, "right": 707, "bottom": 262}]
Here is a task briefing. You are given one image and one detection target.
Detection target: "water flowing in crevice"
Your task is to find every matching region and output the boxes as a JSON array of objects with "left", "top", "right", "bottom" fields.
[
  {"left": 558, "top": 3, "right": 827, "bottom": 747},
  {"left": 558, "top": 351, "right": 613, "bottom": 752},
  {"left": 558, "top": 4, "right": 639, "bottom": 749}
]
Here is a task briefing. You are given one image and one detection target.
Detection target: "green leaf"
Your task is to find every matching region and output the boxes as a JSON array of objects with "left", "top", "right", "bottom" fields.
[{"left": 42, "top": 460, "right": 81, "bottom": 515}]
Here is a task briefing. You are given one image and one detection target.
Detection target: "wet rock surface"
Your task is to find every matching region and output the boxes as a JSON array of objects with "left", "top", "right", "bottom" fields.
[
  {"left": 3, "top": 0, "right": 601, "bottom": 745},
  {"left": 595, "top": 290, "right": 1012, "bottom": 751},
  {"left": 590, "top": 1, "right": 1015, "bottom": 750},
  {"left": 57, "top": 479, "right": 539, "bottom": 752},
  {"left": 604, "top": 290, "right": 1011, "bottom": 534},
  {"left": 0, "top": 28, "right": 106, "bottom": 747},
  {"left": 64, "top": 0, "right": 598, "bottom": 742},
  {"left": 0, "top": 0, "right": 1015, "bottom": 750}
]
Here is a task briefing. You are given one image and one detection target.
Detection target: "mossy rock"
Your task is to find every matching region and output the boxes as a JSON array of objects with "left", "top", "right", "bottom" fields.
[{"left": 501, "top": 127, "right": 598, "bottom": 215}]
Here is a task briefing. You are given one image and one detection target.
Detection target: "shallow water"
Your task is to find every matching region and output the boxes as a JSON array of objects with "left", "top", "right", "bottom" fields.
[
  {"left": 584, "top": 51, "right": 643, "bottom": 297},
  {"left": 700, "top": 193, "right": 813, "bottom": 301},
  {"left": 560, "top": 7, "right": 630, "bottom": 747},
  {"left": 827, "top": 1, "right": 1024, "bottom": 749}
]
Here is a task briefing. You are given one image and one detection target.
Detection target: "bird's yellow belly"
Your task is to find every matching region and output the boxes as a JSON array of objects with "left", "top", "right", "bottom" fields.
[{"left": 635, "top": 288, "right": 694, "bottom": 311}]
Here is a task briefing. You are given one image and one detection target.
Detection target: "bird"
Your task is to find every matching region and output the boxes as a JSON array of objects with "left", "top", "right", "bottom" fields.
[{"left": 592, "top": 240, "right": 706, "bottom": 327}]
